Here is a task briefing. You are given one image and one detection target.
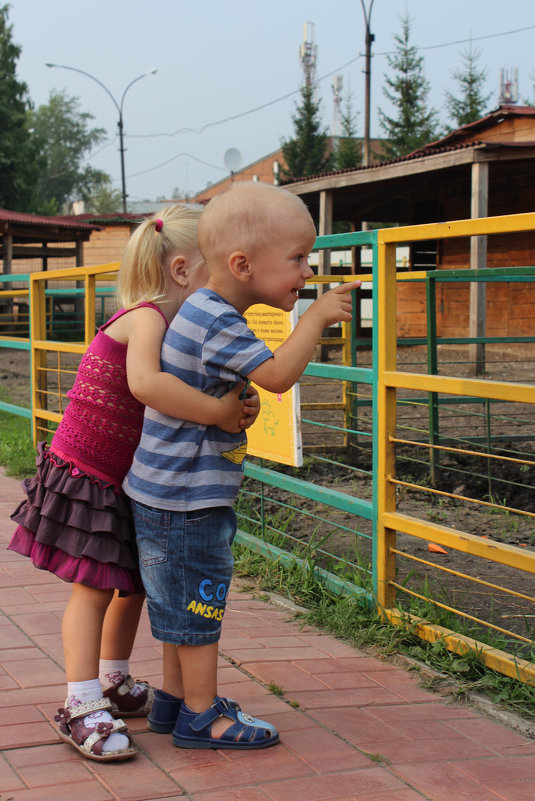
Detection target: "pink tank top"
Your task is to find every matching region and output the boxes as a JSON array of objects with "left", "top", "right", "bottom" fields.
[{"left": 50, "top": 303, "right": 168, "bottom": 488}]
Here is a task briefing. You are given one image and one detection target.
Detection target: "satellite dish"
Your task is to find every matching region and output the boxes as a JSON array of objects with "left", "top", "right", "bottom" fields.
[{"left": 223, "top": 148, "right": 243, "bottom": 174}]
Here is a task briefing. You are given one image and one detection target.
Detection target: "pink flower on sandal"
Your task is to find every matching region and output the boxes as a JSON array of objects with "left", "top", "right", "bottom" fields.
[
  {"left": 95, "top": 721, "right": 114, "bottom": 736},
  {"left": 54, "top": 708, "right": 71, "bottom": 726}
]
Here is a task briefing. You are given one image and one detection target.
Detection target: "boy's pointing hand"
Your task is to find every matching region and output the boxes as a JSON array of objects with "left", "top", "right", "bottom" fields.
[{"left": 312, "top": 280, "right": 362, "bottom": 327}]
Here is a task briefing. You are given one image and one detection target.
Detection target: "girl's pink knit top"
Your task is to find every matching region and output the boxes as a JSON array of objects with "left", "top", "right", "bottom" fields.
[{"left": 50, "top": 304, "right": 167, "bottom": 488}]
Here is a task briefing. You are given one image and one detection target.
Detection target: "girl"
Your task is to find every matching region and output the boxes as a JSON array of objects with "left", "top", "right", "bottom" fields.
[{"left": 8, "top": 205, "right": 258, "bottom": 762}]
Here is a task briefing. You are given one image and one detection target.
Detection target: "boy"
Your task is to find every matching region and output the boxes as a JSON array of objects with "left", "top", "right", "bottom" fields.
[{"left": 124, "top": 183, "right": 360, "bottom": 750}]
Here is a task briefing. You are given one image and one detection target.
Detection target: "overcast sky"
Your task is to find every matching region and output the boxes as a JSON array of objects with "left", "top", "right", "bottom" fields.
[{"left": 9, "top": 1, "right": 535, "bottom": 204}]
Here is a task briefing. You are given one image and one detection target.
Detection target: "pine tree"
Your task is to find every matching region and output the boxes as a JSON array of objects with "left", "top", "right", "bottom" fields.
[
  {"left": 378, "top": 14, "right": 439, "bottom": 159},
  {"left": 335, "top": 93, "right": 363, "bottom": 170},
  {"left": 445, "top": 45, "right": 492, "bottom": 129},
  {"left": 0, "top": 4, "right": 42, "bottom": 210},
  {"left": 281, "top": 84, "right": 332, "bottom": 180}
]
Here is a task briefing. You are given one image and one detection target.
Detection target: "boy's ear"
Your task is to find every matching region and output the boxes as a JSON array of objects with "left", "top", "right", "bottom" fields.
[
  {"left": 169, "top": 255, "right": 188, "bottom": 287},
  {"left": 228, "top": 250, "right": 253, "bottom": 282}
]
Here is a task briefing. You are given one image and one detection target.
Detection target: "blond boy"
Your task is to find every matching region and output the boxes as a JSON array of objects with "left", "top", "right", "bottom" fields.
[{"left": 125, "top": 183, "right": 360, "bottom": 750}]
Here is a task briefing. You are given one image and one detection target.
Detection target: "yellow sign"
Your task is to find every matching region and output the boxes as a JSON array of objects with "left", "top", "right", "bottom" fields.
[{"left": 244, "top": 304, "right": 302, "bottom": 467}]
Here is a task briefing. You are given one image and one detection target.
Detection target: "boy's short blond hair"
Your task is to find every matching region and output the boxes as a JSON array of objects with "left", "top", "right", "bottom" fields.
[{"left": 198, "top": 183, "right": 313, "bottom": 266}]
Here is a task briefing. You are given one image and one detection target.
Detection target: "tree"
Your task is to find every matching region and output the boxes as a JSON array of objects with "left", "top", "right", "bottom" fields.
[
  {"left": 29, "top": 89, "right": 109, "bottom": 213},
  {"left": 0, "top": 4, "right": 42, "bottom": 210},
  {"left": 445, "top": 45, "right": 492, "bottom": 129},
  {"left": 83, "top": 174, "right": 122, "bottom": 214},
  {"left": 335, "top": 93, "right": 362, "bottom": 171},
  {"left": 378, "top": 14, "right": 439, "bottom": 159},
  {"left": 281, "top": 84, "right": 332, "bottom": 179}
]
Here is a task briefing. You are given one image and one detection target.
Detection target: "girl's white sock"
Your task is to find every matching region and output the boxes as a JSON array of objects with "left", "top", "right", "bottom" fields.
[
  {"left": 66, "top": 678, "right": 129, "bottom": 754},
  {"left": 99, "top": 659, "right": 130, "bottom": 688}
]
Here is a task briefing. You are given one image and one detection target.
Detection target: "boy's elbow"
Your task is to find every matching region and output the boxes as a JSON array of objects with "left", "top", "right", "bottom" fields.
[{"left": 257, "top": 374, "right": 294, "bottom": 394}]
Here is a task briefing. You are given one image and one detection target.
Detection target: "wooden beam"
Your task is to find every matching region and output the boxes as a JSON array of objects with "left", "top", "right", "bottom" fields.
[
  {"left": 469, "top": 161, "right": 489, "bottom": 375},
  {"left": 3, "top": 233, "right": 13, "bottom": 275},
  {"left": 287, "top": 149, "right": 480, "bottom": 195},
  {"left": 318, "top": 190, "right": 333, "bottom": 275},
  {"left": 0, "top": 246, "right": 79, "bottom": 259},
  {"left": 317, "top": 190, "right": 333, "bottom": 361},
  {"left": 0, "top": 224, "right": 93, "bottom": 242}
]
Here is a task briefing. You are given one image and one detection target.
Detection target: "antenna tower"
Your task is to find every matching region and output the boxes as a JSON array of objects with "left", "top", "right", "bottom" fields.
[
  {"left": 331, "top": 75, "right": 343, "bottom": 138},
  {"left": 299, "top": 21, "right": 317, "bottom": 87},
  {"left": 499, "top": 68, "right": 519, "bottom": 105}
]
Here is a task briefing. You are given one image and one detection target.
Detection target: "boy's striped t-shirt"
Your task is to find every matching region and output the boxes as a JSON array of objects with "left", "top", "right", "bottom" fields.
[{"left": 123, "top": 288, "right": 272, "bottom": 511}]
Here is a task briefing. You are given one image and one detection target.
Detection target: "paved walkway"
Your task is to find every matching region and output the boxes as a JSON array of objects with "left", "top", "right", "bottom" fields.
[{"left": 1, "top": 469, "right": 535, "bottom": 801}]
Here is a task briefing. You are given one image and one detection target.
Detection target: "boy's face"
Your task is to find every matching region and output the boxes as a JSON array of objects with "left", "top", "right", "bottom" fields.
[{"left": 249, "top": 207, "right": 316, "bottom": 312}]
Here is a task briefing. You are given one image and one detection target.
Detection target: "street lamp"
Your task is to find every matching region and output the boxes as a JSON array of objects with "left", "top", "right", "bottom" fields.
[
  {"left": 45, "top": 63, "right": 157, "bottom": 213},
  {"left": 359, "top": 0, "right": 375, "bottom": 167}
]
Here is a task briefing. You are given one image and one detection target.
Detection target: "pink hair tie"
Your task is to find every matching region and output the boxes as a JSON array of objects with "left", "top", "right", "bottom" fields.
[{"left": 155, "top": 219, "right": 163, "bottom": 232}]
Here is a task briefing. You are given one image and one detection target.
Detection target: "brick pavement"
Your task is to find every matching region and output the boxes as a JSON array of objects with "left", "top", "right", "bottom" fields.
[{"left": 1, "top": 468, "right": 535, "bottom": 801}]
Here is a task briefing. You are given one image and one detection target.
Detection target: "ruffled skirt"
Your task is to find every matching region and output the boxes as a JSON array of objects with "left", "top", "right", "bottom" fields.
[{"left": 8, "top": 443, "right": 143, "bottom": 594}]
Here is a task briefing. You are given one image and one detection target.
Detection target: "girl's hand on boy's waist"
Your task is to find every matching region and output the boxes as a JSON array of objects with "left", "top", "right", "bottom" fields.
[
  {"left": 239, "top": 382, "right": 259, "bottom": 430},
  {"left": 218, "top": 381, "right": 258, "bottom": 433}
]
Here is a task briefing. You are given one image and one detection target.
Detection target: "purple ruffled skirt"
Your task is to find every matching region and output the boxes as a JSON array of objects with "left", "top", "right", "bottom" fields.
[{"left": 8, "top": 443, "right": 143, "bottom": 594}]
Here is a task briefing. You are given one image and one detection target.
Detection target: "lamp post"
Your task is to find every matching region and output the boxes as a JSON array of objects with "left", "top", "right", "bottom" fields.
[
  {"left": 45, "top": 63, "right": 157, "bottom": 213},
  {"left": 359, "top": 0, "right": 375, "bottom": 167}
]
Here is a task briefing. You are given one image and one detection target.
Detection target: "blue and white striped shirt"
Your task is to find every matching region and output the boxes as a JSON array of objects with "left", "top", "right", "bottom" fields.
[{"left": 123, "top": 289, "right": 272, "bottom": 511}]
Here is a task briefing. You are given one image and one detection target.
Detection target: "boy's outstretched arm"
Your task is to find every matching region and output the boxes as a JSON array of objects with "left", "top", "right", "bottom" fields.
[{"left": 248, "top": 280, "right": 361, "bottom": 394}]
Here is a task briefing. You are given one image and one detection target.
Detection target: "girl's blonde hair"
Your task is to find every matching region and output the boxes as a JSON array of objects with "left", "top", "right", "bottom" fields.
[{"left": 117, "top": 204, "right": 202, "bottom": 308}]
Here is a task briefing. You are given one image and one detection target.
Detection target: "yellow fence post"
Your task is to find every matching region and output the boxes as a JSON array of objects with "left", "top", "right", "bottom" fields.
[
  {"left": 30, "top": 274, "right": 48, "bottom": 445},
  {"left": 376, "top": 237, "right": 398, "bottom": 611}
]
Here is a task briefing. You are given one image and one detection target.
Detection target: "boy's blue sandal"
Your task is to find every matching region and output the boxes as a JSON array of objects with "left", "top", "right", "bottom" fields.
[
  {"left": 172, "top": 695, "right": 279, "bottom": 750},
  {"left": 148, "top": 690, "right": 242, "bottom": 734},
  {"left": 147, "top": 689, "right": 182, "bottom": 733}
]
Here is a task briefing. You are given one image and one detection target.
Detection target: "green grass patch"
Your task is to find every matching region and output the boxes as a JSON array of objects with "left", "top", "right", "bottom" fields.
[{"left": 0, "top": 411, "right": 36, "bottom": 478}]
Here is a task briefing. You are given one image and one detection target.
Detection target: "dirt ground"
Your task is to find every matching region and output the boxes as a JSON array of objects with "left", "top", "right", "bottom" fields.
[{"left": 2, "top": 344, "right": 535, "bottom": 650}]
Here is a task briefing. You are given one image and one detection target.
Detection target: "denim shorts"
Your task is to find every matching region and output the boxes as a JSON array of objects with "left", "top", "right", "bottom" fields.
[{"left": 132, "top": 501, "right": 236, "bottom": 645}]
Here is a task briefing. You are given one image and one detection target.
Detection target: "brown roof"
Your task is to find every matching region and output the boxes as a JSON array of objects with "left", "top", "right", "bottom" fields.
[
  {"left": 419, "top": 105, "right": 535, "bottom": 151},
  {"left": 70, "top": 213, "right": 148, "bottom": 225},
  {"left": 0, "top": 209, "right": 100, "bottom": 231}
]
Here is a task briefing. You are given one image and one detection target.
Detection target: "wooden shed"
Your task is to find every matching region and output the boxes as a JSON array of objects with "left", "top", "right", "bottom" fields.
[{"left": 0, "top": 210, "right": 98, "bottom": 276}]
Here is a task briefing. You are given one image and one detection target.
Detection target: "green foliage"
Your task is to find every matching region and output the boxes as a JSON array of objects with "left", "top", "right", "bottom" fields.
[
  {"left": 0, "top": 4, "right": 42, "bottom": 210},
  {"left": 445, "top": 45, "right": 492, "bottom": 129},
  {"left": 281, "top": 84, "right": 333, "bottom": 180},
  {"left": 334, "top": 93, "right": 363, "bottom": 171},
  {"left": 378, "top": 13, "right": 439, "bottom": 158},
  {"left": 84, "top": 173, "right": 122, "bottom": 214},
  {"left": 28, "top": 89, "right": 109, "bottom": 212}
]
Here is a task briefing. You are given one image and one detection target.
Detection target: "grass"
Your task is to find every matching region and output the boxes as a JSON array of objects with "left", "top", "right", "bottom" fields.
[
  {"left": 0, "top": 410, "right": 36, "bottom": 478},
  {"left": 2, "top": 404, "right": 535, "bottom": 724}
]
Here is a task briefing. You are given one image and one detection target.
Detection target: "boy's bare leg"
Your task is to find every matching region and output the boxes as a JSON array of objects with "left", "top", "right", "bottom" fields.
[
  {"left": 161, "top": 643, "right": 184, "bottom": 698},
  {"left": 177, "top": 642, "right": 229, "bottom": 738},
  {"left": 100, "top": 591, "right": 145, "bottom": 660}
]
